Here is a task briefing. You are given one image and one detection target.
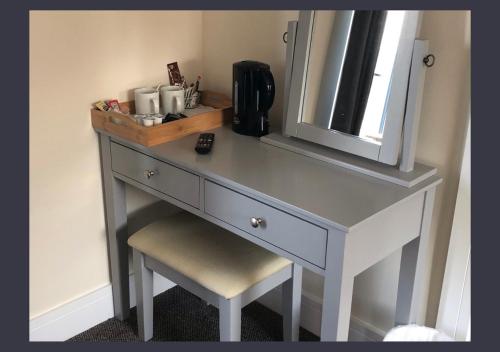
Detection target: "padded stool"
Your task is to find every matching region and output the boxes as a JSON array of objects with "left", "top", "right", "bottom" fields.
[{"left": 128, "top": 211, "right": 302, "bottom": 341}]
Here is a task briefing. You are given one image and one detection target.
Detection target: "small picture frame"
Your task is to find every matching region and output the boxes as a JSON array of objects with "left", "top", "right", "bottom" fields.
[{"left": 167, "top": 62, "right": 183, "bottom": 86}]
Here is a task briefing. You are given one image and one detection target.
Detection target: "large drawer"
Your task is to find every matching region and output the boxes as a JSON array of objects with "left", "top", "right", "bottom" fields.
[
  {"left": 110, "top": 142, "right": 200, "bottom": 208},
  {"left": 204, "top": 180, "right": 327, "bottom": 268}
]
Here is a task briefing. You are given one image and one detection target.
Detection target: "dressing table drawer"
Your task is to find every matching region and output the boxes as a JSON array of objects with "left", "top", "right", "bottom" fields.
[
  {"left": 204, "top": 180, "right": 327, "bottom": 268},
  {"left": 110, "top": 142, "right": 200, "bottom": 208}
]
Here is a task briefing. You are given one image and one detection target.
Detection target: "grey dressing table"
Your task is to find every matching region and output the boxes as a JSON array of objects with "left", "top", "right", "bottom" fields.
[{"left": 96, "top": 125, "right": 441, "bottom": 341}]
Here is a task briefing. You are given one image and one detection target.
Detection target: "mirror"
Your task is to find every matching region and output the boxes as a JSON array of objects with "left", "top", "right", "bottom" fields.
[
  {"left": 303, "top": 10, "right": 406, "bottom": 142},
  {"left": 284, "top": 10, "right": 421, "bottom": 165}
]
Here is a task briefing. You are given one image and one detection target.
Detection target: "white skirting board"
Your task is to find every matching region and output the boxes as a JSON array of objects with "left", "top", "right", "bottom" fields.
[
  {"left": 30, "top": 279, "right": 385, "bottom": 341},
  {"left": 29, "top": 273, "right": 175, "bottom": 341},
  {"left": 256, "top": 287, "right": 386, "bottom": 341}
]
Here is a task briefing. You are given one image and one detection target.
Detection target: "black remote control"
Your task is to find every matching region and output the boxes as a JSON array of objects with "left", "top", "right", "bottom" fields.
[{"left": 195, "top": 133, "right": 215, "bottom": 154}]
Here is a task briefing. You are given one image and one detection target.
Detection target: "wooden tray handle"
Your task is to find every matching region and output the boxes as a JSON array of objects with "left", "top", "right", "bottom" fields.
[
  {"left": 101, "top": 113, "right": 142, "bottom": 136},
  {"left": 102, "top": 113, "right": 137, "bottom": 128}
]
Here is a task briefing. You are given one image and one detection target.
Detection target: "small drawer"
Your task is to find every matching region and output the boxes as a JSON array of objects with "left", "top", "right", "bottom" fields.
[
  {"left": 204, "top": 180, "right": 327, "bottom": 268},
  {"left": 111, "top": 142, "right": 200, "bottom": 208}
]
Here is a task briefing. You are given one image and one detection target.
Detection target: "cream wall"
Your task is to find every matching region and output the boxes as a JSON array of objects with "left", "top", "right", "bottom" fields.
[
  {"left": 29, "top": 10, "right": 203, "bottom": 319},
  {"left": 30, "top": 10, "right": 470, "bottom": 335},
  {"left": 201, "top": 10, "right": 470, "bottom": 332}
]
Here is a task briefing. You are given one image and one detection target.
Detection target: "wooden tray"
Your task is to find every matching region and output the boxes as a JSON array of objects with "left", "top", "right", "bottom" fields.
[{"left": 91, "top": 91, "right": 232, "bottom": 147}]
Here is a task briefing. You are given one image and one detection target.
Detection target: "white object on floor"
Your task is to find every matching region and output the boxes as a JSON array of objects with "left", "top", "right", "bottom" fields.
[{"left": 384, "top": 325, "right": 453, "bottom": 341}]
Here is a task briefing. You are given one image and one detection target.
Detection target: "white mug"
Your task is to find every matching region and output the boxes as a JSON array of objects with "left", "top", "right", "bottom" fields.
[
  {"left": 134, "top": 88, "right": 160, "bottom": 115},
  {"left": 160, "top": 86, "right": 185, "bottom": 114}
]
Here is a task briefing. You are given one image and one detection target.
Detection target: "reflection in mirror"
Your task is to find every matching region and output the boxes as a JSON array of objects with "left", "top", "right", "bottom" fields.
[{"left": 302, "top": 10, "right": 406, "bottom": 144}]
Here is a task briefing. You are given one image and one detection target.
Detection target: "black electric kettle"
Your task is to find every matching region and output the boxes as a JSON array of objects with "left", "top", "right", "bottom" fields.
[{"left": 232, "top": 61, "right": 275, "bottom": 137}]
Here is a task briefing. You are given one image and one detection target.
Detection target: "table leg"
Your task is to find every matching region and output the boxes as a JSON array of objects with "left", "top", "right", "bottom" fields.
[
  {"left": 395, "top": 188, "right": 436, "bottom": 326},
  {"left": 133, "top": 249, "right": 154, "bottom": 341},
  {"left": 219, "top": 296, "right": 242, "bottom": 341},
  {"left": 99, "top": 134, "right": 130, "bottom": 320},
  {"left": 320, "top": 229, "right": 352, "bottom": 341},
  {"left": 282, "top": 263, "right": 303, "bottom": 341}
]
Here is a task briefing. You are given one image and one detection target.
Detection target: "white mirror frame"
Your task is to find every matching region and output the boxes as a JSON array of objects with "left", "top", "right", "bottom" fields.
[{"left": 284, "top": 10, "right": 422, "bottom": 166}]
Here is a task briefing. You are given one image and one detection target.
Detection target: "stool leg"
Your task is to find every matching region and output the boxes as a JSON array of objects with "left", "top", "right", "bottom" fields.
[
  {"left": 133, "top": 249, "right": 154, "bottom": 341},
  {"left": 218, "top": 295, "right": 241, "bottom": 341},
  {"left": 282, "top": 263, "right": 302, "bottom": 341}
]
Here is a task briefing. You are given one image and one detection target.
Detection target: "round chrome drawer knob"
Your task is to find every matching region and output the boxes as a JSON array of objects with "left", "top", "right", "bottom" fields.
[
  {"left": 144, "top": 170, "right": 155, "bottom": 179},
  {"left": 250, "top": 217, "right": 263, "bottom": 228}
]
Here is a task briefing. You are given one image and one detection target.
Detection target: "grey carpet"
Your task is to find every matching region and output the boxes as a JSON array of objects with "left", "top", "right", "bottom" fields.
[{"left": 70, "top": 286, "right": 319, "bottom": 341}]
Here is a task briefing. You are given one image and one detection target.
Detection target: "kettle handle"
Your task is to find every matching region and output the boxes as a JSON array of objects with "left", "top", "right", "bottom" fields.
[{"left": 258, "top": 69, "right": 275, "bottom": 112}]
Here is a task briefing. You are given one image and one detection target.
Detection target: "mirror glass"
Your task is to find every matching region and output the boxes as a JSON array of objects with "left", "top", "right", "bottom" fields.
[{"left": 301, "top": 10, "right": 407, "bottom": 144}]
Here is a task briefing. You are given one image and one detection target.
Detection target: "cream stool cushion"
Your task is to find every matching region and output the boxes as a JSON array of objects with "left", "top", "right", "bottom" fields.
[{"left": 128, "top": 211, "right": 292, "bottom": 299}]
